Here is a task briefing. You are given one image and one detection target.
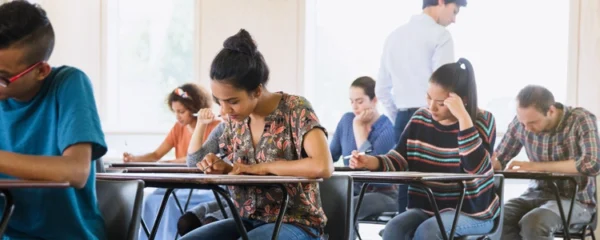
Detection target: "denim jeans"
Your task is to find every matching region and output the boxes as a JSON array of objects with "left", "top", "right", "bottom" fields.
[
  {"left": 501, "top": 190, "right": 594, "bottom": 240},
  {"left": 383, "top": 208, "right": 494, "bottom": 240},
  {"left": 179, "top": 218, "right": 320, "bottom": 240}
]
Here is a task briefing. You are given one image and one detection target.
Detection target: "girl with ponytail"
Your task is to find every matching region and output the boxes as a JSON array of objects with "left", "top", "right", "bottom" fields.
[
  {"left": 351, "top": 58, "right": 500, "bottom": 239},
  {"left": 182, "top": 29, "right": 332, "bottom": 240}
]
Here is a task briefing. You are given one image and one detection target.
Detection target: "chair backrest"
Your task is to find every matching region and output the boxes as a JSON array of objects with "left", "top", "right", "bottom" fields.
[
  {"left": 96, "top": 179, "right": 144, "bottom": 240},
  {"left": 96, "top": 158, "right": 106, "bottom": 173},
  {"left": 319, "top": 174, "right": 353, "bottom": 240}
]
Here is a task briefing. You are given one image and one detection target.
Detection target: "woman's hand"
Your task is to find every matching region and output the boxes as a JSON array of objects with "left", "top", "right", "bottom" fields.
[
  {"left": 196, "top": 108, "right": 217, "bottom": 125},
  {"left": 196, "top": 153, "right": 232, "bottom": 174},
  {"left": 229, "top": 162, "right": 268, "bottom": 175}
]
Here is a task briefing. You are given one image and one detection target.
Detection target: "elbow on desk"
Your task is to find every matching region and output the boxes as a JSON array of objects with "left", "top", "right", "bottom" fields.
[
  {"left": 576, "top": 156, "right": 600, "bottom": 176},
  {"left": 314, "top": 161, "right": 334, "bottom": 179},
  {"left": 70, "top": 164, "right": 91, "bottom": 189}
]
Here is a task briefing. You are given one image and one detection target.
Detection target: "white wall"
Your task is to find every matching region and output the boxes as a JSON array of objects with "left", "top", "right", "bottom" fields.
[{"left": 196, "top": 0, "right": 305, "bottom": 95}]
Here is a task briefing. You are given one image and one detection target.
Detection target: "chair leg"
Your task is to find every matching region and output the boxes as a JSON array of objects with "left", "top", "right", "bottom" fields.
[{"left": 589, "top": 225, "right": 596, "bottom": 240}]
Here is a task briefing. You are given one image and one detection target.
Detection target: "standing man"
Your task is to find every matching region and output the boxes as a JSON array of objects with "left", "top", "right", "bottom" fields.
[
  {"left": 376, "top": 0, "right": 466, "bottom": 141},
  {"left": 375, "top": 0, "right": 467, "bottom": 213}
]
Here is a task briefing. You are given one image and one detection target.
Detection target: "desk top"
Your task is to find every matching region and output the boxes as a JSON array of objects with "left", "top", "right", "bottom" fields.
[
  {"left": 495, "top": 170, "right": 583, "bottom": 179},
  {"left": 108, "top": 162, "right": 188, "bottom": 168},
  {"left": 116, "top": 167, "right": 203, "bottom": 174},
  {"left": 336, "top": 171, "right": 488, "bottom": 183},
  {"left": 334, "top": 166, "right": 370, "bottom": 172},
  {"left": 0, "top": 180, "right": 70, "bottom": 188},
  {"left": 96, "top": 173, "right": 322, "bottom": 186}
]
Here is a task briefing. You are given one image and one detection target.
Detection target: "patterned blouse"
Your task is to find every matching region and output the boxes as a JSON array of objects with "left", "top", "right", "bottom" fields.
[{"left": 187, "top": 92, "right": 328, "bottom": 233}]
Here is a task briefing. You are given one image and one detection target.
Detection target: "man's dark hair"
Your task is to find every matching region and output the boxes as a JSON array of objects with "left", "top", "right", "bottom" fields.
[
  {"left": 0, "top": 0, "right": 55, "bottom": 64},
  {"left": 423, "top": 0, "right": 467, "bottom": 9},
  {"left": 516, "top": 85, "right": 556, "bottom": 115}
]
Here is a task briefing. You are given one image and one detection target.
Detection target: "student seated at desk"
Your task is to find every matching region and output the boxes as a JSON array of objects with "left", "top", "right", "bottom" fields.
[
  {"left": 329, "top": 76, "right": 403, "bottom": 219},
  {"left": 493, "top": 85, "right": 600, "bottom": 240},
  {"left": 123, "top": 83, "right": 220, "bottom": 163},
  {"left": 181, "top": 29, "right": 333, "bottom": 240},
  {"left": 0, "top": 1, "right": 107, "bottom": 239},
  {"left": 134, "top": 84, "right": 220, "bottom": 240},
  {"left": 352, "top": 58, "right": 499, "bottom": 240}
]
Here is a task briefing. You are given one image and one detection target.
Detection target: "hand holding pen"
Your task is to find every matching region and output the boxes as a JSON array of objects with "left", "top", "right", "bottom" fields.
[
  {"left": 196, "top": 152, "right": 233, "bottom": 174},
  {"left": 193, "top": 108, "right": 220, "bottom": 125},
  {"left": 343, "top": 149, "right": 372, "bottom": 160}
]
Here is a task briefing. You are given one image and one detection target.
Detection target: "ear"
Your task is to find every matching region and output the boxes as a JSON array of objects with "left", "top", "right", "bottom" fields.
[
  {"left": 371, "top": 96, "right": 378, "bottom": 104},
  {"left": 35, "top": 62, "right": 51, "bottom": 81},
  {"left": 252, "top": 85, "right": 263, "bottom": 98},
  {"left": 547, "top": 105, "right": 557, "bottom": 117}
]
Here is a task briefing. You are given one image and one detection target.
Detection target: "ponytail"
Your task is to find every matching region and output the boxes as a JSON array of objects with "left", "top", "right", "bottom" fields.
[
  {"left": 456, "top": 58, "right": 478, "bottom": 121},
  {"left": 430, "top": 57, "right": 479, "bottom": 121}
]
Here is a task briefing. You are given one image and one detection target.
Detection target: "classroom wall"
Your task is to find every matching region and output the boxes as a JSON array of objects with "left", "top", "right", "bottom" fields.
[{"left": 35, "top": 0, "right": 306, "bottom": 159}]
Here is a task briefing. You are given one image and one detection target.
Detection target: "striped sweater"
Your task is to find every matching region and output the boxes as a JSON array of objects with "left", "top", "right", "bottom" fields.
[{"left": 376, "top": 108, "right": 500, "bottom": 220}]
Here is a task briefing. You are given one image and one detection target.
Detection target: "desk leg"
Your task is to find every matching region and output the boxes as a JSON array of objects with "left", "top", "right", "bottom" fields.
[
  {"left": 184, "top": 189, "right": 194, "bottom": 211},
  {"left": 414, "top": 183, "right": 449, "bottom": 240},
  {"left": 212, "top": 186, "right": 249, "bottom": 240},
  {"left": 271, "top": 184, "right": 290, "bottom": 240},
  {"left": 551, "top": 179, "right": 578, "bottom": 240},
  {"left": 448, "top": 181, "right": 466, "bottom": 240},
  {"left": 172, "top": 189, "right": 185, "bottom": 214},
  {"left": 149, "top": 188, "right": 175, "bottom": 240},
  {"left": 141, "top": 220, "right": 150, "bottom": 237},
  {"left": 212, "top": 189, "right": 229, "bottom": 219},
  {"left": 0, "top": 190, "right": 14, "bottom": 236},
  {"left": 353, "top": 183, "right": 368, "bottom": 240},
  {"left": 566, "top": 178, "right": 578, "bottom": 235}
]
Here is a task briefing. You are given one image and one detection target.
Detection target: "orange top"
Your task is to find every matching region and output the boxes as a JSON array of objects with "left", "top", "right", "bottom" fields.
[{"left": 164, "top": 120, "right": 221, "bottom": 159}]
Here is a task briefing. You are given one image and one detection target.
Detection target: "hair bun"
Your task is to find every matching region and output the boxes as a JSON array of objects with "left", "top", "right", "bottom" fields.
[{"left": 223, "top": 29, "right": 257, "bottom": 56}]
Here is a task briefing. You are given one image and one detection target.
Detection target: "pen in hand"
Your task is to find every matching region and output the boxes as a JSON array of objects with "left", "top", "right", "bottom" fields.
[
  {"left": 200, "top": 153, "right": 232, "bottom": 173},
  {"left": 343, "top": 149, "right": 373, "bottom": 160}
]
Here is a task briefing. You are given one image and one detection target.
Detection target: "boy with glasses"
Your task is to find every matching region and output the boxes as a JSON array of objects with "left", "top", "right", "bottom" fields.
[{"left": 0, "top": 1, "right": 107, "bottom": 239}]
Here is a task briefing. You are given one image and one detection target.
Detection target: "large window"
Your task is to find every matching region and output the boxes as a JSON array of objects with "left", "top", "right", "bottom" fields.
[
  {"left": 305, "top": 0, "right": 569, "bottom": 134},
  {"left": 103, "top": 0, "right": 196, "bottom": 133}
]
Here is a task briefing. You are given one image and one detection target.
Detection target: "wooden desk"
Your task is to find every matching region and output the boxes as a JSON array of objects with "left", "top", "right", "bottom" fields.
[
  {"left": 110, "top": 167, "right": 203, "bottom": 174},
  {"left": 334, "top": 166, "right": 369, "bottom": 172},
  {"left": 496, "top": 170, "right": 583, "bottom": 240},
  {"left": 337, "top": 172, "right": 488, "bottom": 240},
  {"left": 0, "top": 180, "right": 70, "bottom": 236},
  {"left": 96, "top": 173, "right": 321, "bottom": 240},
  {"left": 108, "top": 162, "right": 187, "bottom": 168}
]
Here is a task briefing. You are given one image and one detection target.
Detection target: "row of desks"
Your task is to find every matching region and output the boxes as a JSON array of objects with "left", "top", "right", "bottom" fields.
[{"left": 0, "top": 163, "right": 585, "bottom": 240}]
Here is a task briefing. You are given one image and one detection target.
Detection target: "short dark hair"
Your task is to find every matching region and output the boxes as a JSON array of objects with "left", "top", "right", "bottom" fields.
[
  {"left": 0, "top": 0, "right": 55, "bottom": 65},
  {"left": 350, "top": 76, "right": 376, "bottom": 100},
  {"left": 516, "top": 85, "right": 556, "bottom": 115},
  {"left": 167, "top": 83, "right": 212, "bottom": 113},
  {"left": 423, "top": 0, "right": 467, "bottom": 9},
  {"left": 430, "top": 58, "right": 478, "bottom": 121},
  {"left": 210, "top": 29, "right": 269, "bottom": 92}
]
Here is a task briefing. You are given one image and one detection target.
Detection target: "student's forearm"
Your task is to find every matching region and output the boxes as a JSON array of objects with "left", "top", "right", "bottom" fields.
[
  {"left": 132, "top": 152, "right": 161, "bottom": 162},
  {"left": 188, "top": 123, "right": 208, "bottom": 154},
  {"left": 0, "top": 151, "right": 90, "bottom": 188},
  {"left": 353, "top": 124, "right": 369, "bottom": 150},
  {"left": 534, "top": 160, "right": 579, "bottom": 174},
  {"left": 169, "top": 157, "right": 187, "bottom": 163},
  {"left": 261, "top": 157, "right": 333, "bottom": 179}
]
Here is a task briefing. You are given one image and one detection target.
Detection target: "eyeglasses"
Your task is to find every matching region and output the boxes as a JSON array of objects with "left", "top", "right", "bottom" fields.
[{"left": 0, "top": 62, "right": 43, "bottom": 87}]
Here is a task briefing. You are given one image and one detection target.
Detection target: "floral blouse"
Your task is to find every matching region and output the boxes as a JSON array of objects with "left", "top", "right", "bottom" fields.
[{"left": 188, "top": 92, "right": 328, "bottom": 232}]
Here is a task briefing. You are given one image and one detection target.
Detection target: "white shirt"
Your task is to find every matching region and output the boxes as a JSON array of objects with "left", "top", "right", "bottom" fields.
[{"left": 376, "top": 14, "right": 455, "bottom": 122}]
